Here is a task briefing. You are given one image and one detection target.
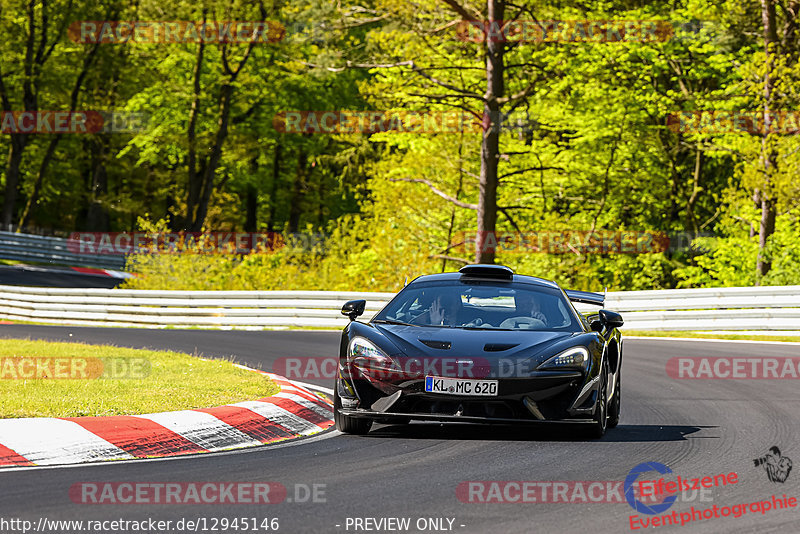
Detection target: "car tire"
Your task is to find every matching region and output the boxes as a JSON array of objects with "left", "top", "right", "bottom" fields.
[
  {"left": 334, "top": 387, "right": 372, "bottom": 435},
  {"left": 586, "top": 362, "right": 608, "bottom": 439},
  {"left": 607, "top": 373, "right": 620, "bottom": 429}
]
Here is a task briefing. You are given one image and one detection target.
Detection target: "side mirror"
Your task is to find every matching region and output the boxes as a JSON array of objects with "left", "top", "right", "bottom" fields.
[
  {"left": 586, "top": 312, "right": 603, "bottom": 332},
  {"left": 599, "top": 309, "right": 624, "bottom": 329},
  {"left": 341, "top": 300, "right": 366, "bottom": 321}
]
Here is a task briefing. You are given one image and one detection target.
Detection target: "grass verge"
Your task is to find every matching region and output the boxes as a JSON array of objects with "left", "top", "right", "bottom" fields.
[
  {"left": 0, "top": 339, "right": 279, "bottom": 418},
  {"left": 624, "top": 330, "right": 800, "bottom": 343}
]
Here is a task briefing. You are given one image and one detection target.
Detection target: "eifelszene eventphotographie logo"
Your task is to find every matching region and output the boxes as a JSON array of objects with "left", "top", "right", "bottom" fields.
[
  {"left": 754, "top": 446, "right": 792, "bottom": 483},
  {"left": 625, "top": 462, "right": 677, "bottom": 515}
]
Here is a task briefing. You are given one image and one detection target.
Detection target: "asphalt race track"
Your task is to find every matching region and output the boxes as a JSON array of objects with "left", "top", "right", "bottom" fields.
[{"left": 1, "top": 325, "right": 799, "bottom": 533}]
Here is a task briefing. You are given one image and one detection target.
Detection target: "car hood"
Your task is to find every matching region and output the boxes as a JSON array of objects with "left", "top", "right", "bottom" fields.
[{"left": 373, "top": 323, "right": 579, "bottom": 362}]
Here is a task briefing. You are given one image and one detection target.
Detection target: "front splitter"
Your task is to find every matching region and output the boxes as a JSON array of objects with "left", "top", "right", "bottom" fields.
[{"left": 338, "top": 409, "right": 594, "bottom": 425}]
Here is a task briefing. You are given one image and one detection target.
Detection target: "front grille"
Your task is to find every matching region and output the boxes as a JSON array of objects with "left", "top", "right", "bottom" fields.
[{"left": 393, "top": 398, "right": 529, "bottom": 420}]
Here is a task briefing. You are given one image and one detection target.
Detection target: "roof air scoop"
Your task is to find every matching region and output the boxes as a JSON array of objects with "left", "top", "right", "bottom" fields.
[{"left": 459, "top": 264, "right": 514, "bottom": 281}]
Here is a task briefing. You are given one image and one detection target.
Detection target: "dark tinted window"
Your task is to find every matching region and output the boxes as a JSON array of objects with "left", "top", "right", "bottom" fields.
[{"left": 374, "top": 280, "right": 582, "bottom": 332}]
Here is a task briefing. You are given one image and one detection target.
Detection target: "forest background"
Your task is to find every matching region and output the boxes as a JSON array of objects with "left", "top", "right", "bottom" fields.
[{"left": 1, "top": 0, "right": 799, "bottom": 293}]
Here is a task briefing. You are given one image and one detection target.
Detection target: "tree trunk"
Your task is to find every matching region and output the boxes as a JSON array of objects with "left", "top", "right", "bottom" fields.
[
  {"left": 191, "top": 83, "right": 234, "bottom": 231},
  {"left": 475, "top": 0, "right": 504, "bottom": 264},
  {"left": 756, "top": 0, "right": 779, "bottom": 281},
  {"left": 185, "top": 31, "right": 206, "bottom": 230},
  {"left": 2, "top": 138, "right": 27, "bottom": 229},
  {"left": 0, "top": 0, "right": 73, "bottom": 229},
  {"left": 17, "top": 136, "right": 58, "bottom": 229},
  {"left": 686, "top": 143, "right": 703, "bottom": 236},
  {"left": 757, "top": 195, "right": 776, "bottom": 277},
  {"left": 288, "top": 149, "right": 308, "bottom": 233},
  {"left": 17, "top": 37, "right": 100, "bottom": 230},
  {"left": 84, "top": 137, "right": 110, "bottom": 231},
  {"left": 185, "top": 7, "right": 256, "bottom": 232},
  {"left": 444, "top": 141, "right": 465, "bottom": 272},
  {"left": 268, "top": 142, "right": 281, "bottom": 232},
  {"left": 245, "top": 154, "right": 258, "bottom": 232},
  {"left": 245, "top": 186, "right": 258, "bottom": 232}
]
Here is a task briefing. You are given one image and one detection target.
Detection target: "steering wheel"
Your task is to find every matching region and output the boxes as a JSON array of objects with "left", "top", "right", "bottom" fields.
[
  {"left": 464, "top": 318, "right": 495, "bottom": 328},
  {"left": 499, "top": 316, "right": 546, "bottom": 329}
]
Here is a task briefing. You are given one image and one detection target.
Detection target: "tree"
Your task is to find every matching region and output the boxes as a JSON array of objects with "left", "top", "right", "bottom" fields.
[{"left": 0, "top": 0, "right": 78, "bottom": 229}]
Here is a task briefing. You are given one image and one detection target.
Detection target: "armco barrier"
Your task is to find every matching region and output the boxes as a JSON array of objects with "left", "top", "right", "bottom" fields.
[
  {"left": 0, "top": 284, "right": 798, "bottom": 331},
  {"left": 0, "top": 286, "right": 394, "bottom": 328},
  {"left": 605, "top": 286, "right": 800, "bottom": 331}
]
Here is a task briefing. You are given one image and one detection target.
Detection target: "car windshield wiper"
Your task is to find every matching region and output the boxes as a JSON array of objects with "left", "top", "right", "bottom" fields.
[{"left": 373, "top": 319, "right": 419, "bottom": 327}]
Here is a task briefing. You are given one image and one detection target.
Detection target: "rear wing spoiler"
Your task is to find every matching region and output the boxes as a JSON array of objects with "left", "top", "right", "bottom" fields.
[{"left": 565, "top": 289, "right": 604, "bottom": 307}]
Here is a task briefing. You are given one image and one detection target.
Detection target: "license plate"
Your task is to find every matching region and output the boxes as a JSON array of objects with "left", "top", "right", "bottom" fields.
[{"left": 425, "top": 376, "right": 498, "bottom": 396}]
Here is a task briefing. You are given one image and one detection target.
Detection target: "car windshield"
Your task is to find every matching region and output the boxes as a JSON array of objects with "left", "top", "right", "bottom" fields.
[{"left": 374, "top": 281, "right": 582, "bottom": 332}]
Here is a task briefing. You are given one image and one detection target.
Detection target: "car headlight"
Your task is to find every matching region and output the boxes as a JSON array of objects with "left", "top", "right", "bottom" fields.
[
  {"left": 349, "top": 337, "right": 388, "bottom": 361},
  {"left": 538, "top": 346, "right": 589, "bottom": 369},
  {"left": 348, "top": 337, "right": 396, "bottom": 378}
]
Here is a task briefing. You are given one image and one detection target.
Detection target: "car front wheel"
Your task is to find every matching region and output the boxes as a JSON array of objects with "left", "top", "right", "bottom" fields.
[
  {"left": 608, "top": 373, "right": 620, "bottom": 429},
  {"left": 334, "top": 386, "right": 372, "bottom": 435},
  {"left": 586, "top": 363, "right": 608, "bottom": 439}
]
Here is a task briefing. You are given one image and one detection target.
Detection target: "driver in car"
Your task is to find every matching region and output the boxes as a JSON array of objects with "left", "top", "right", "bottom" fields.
[
  {"left": 413, "top": 292, "right": 462, "bottom": 326},
  {"left": 514, "top": 292, "right": 548, "bottom": 326}
]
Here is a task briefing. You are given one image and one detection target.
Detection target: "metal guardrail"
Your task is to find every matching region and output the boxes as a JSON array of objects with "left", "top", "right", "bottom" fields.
[
  {"left": 0, "top": 231, "right": 126, "bottom": 270},
  {"left": 0, "top": 286, "right": 394, "bottom": 328},
  {"left": 593, "top": 286, "right": 800, "bottom": 331},
  {"left": 0, "top": 284, "right": 798, "bottom": 330}
]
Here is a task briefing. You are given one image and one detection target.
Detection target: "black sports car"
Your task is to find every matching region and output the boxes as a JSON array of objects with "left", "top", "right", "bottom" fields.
[{"left": 334, "top": 264, "right": 624, "bottom": 438}]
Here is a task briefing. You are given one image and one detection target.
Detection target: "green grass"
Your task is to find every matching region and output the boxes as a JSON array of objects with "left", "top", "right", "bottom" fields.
[
  {"left": 0, "top": 339, "right": 279, "bottom": 418},
  {"left": 624, "top": 330, "right": 800, "bottom": 343}
]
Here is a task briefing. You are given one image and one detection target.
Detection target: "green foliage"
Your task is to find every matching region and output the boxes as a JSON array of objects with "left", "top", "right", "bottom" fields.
[
  {"left": 674, "top": 205, "right": 800, "bottom": 287},
  {"left": 2, "top": 0, "right": 800, "bottom": 291},
  {"left": 123, "top": 215, "right": 437, "bottom": 291}
]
